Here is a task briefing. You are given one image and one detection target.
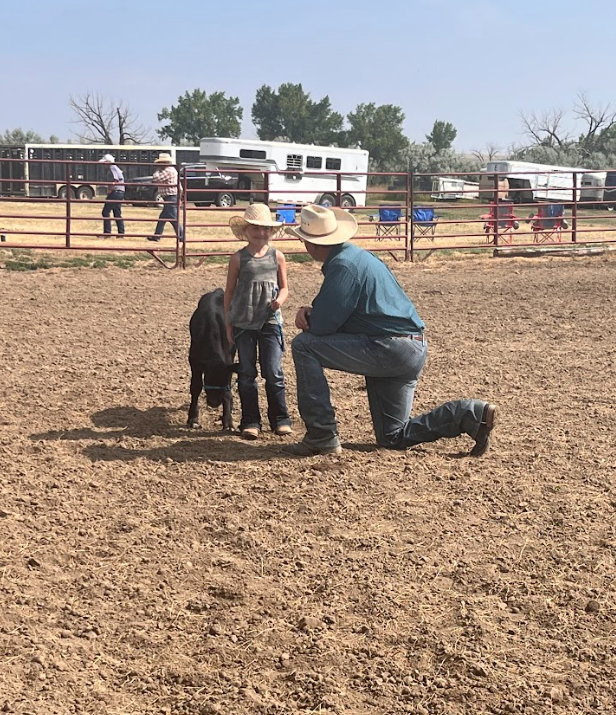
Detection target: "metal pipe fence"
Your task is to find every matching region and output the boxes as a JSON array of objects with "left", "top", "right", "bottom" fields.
[{"left": 1, "top": 158, "right": 615, "bottom": 267}]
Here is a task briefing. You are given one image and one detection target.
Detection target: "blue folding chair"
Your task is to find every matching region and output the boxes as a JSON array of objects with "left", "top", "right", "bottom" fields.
[
  {"left": 412, "top": 206, "right": 439, "bottom": 240},
  {"left": 369, "top": 204, "right": 403, "bottom": 238},
  {"left": 275, "top": 204, "right": 297, "bottom": 238}
]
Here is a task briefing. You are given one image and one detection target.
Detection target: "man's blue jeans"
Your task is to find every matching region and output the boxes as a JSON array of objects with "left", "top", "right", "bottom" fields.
[
  {"left": 234, "top": 323, "right": 291, "bottom": 432},
  {"left": 291, "top": 331, "right": 486, "bottom": 451},
  {"left": 154, "top": 195, "right": 183, "bottom": 240},
  {"left": 102, "top": 190, "right": 125, "bottom": 235}
]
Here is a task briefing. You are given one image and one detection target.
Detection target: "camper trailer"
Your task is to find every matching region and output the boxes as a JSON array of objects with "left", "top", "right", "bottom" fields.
[
  {"left": 481, "top": 160, "right": 590, "bottom": 203},
  {"left": 199, "top": 137, "right": 369, "bottom": 207},
  {"left": 431, "top": 177, "right": 479, "bottom": 201},
  {"left": 579, "top": 171, "right": 607, "bottom": 203}
]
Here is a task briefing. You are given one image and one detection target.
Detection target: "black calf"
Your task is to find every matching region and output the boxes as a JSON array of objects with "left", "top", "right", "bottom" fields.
[{"left": 187, "top": 288, "right": 236, "bottom": 430}]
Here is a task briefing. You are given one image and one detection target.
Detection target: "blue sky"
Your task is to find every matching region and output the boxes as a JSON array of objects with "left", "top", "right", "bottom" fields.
[{"left": 2, "top": 0, "right": 614, "bottom": 152}]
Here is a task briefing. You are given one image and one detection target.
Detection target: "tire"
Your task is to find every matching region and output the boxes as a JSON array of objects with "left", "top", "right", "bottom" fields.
[
  {"left": 606, "top": 205, "right": 614, "bottom": 212},
  {"left": 216, "top": 191, "right": 235, "bottom": 207},
  {"left": 319, "top": 193, "right": 336, "bottom": 208},
  {"left": 57, "top": 186, "right": 75, "bottom": 199},
  {"left": 340, "top": 194, "right": 356, "bottom": 208},
  {"left": 154, "top": 192, "right": 164, "bottom": 208},
  {"left": 76, "top": 186, "right": 94, "bottom": 201}
]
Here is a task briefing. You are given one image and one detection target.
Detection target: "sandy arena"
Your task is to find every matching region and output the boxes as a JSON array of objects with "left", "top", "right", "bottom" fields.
[{"left": 1, "top": 253, "right": 615, "bottom": 714}]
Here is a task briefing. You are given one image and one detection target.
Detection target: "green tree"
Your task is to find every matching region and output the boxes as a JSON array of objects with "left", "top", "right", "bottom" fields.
[
  {"left": 426, "top": 120, "right": 457, "bottom": 152},
  {"left": 346, "top": 103, "right": 409, "bottom": 170},
  {"left": 157, "top": 89, "right": 243, "bottom": 145},
  {"left": 252, "top": 83, "right": 344, "bottom": 144},
  {"left": 0, "top": 128, "right": 46, "bottom": 144}
]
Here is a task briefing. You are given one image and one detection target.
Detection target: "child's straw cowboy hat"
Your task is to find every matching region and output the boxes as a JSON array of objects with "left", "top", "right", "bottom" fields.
[{"left": 229, "top": 203, "right": 281, "bottom": 239}]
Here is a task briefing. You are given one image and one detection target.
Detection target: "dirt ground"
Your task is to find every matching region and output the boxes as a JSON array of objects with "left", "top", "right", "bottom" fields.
[{"left": 1, "top": 253, "right": 615, "bottom": 715}]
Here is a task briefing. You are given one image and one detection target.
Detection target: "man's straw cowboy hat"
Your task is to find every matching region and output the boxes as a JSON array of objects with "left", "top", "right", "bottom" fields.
[
  {"left": 154, "top": 152, "right": 174, "bottom": 164},
  {"left": 229, "top": 203, "right": 281, "bottom": 239},
  {"left": 285, "top": 205, "right": 357, "bottom": 245}
]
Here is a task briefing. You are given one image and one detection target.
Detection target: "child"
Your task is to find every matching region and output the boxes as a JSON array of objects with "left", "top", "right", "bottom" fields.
[{"left": 225, "top": 204, "right": 292, "bottom": 440}]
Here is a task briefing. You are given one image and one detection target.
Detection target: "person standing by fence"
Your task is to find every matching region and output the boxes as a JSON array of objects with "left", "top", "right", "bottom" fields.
[
  {"left": 98, "top": 154, "right": 125, "bottom": 238},
  {"left": 147, "top": 153, "right": 184, "bottom": 243}
]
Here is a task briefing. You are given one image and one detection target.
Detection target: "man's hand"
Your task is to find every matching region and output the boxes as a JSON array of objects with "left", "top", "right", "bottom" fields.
[
  {"left": 226, "top": 324, "right": 234, "bottom": 345},
  {"left": 295, "top": 306, "right": 312, "bottom": 330}
]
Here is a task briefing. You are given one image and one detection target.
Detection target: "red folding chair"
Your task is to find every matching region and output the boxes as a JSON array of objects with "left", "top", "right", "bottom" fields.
[{"left": 481, "top": 200, "right": 519, "bottom": 244}]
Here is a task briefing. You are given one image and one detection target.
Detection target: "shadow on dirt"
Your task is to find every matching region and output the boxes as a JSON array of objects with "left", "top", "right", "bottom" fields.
[
  {"left": 30, "top": 405, "right": 292, "bottom": 463},
  {"left": 30, "top": 405, "right": 223, "bottom": 441}
]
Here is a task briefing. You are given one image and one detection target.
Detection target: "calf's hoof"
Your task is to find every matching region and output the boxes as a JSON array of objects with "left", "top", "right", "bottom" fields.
[{"left": 187, "top": 419, "right": 201, "bottom": 429}]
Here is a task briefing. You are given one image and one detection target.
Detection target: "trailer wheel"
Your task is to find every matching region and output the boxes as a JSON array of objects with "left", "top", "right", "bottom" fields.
[
  {"left": 57, "top": 186, "right": 75, "bottom": 199},
  {"left": 607, "top": 205, "right": 614, "bottom": 212},
  {"left": 319, "top": 193, "right": 336, "bottom": 208},
  {"left": 76, "top": 186, "right": 94, "bottom": 201},
  {"left": 340, "top": 194, "right": 356, "bottom": 208},
  {"left": 216, "top": 191, "right": 235, "bottom": 207}
]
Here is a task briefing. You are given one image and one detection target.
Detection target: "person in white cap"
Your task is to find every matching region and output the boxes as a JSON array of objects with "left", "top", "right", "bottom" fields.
[
  {"left": 147, "top": 152, "right": 184, "bottom": 242},
  {"left": 98, "top": 154, "right": 125, "bottom": 237},
  {"left": 283, "top": 204, "right": 497, "bottom": 457},
  {"left": 225, "top": 204, "right": 292, "bottom": 440}
]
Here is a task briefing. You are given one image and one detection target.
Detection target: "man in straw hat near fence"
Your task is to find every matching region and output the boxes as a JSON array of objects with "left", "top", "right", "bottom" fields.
[
  {"left": 284, "top": 204, "right": 497, "bottom": 457},
  {"left": 147, "top": 152, "right": 184, "bottom": 243},
  {"left": 98, "top": 153, "right": 125, "bottom": 238}
]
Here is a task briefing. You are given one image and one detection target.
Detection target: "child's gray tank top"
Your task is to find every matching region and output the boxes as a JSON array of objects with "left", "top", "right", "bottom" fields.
[{"left": 228, "top": 246, "right": 281, "bottom": 330}]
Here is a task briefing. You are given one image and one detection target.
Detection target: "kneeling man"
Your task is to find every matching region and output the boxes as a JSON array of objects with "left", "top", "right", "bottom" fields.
[{"left": 284, "top": 205, "right": 496, "bottom": 457}]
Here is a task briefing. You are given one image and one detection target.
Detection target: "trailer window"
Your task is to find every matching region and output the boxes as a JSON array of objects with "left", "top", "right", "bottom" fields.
[
  {"left": 307, "top": 156, "right": 322, "bottom": 169},
  {"left": 286, "top": 154, "right": 303, "bottom": 170},
  {"left": 325, "top": 157, "right": 341, "bottom": 170},
  {"left": 240, "top": 149, "right": 266, "bottom": 159}
]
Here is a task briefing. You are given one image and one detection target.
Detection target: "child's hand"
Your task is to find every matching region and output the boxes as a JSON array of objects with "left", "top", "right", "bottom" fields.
[
  {"left": 226, "top": 325, "right": 234, "bottom": 345},
  {"left": 270, "top": 299, "right": 281, "bottom": 311}
]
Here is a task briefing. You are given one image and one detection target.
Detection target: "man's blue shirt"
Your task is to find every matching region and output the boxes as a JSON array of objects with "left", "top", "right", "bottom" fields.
[{"left": 309, "top": 242, "right": 425, "bottom": 336}]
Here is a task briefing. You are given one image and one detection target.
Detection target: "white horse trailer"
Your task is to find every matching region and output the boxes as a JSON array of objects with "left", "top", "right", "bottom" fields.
[
  {"left": 580, "top": 171, "right": 607, "bottom": 204},
  {"left": 484, "top": 160, "right": 590, "bottom": 203},
  {"left": 199, "top": 137, "right": 369, "bottom": 207},
  {"left": 431, "top": 177, "right": 479, "bottom": 200}
]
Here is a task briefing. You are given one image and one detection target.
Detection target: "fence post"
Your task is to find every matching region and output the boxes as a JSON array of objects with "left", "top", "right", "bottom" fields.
[
  {"left": 263, "top": 171, "right": 270, "bottom": 206},
  {"left": 571, "top": 172, "right": 578, "bottom": 243},
  {"left": 492, "top": 173, "right": 500, "bottom": 246},
  {"left": 407, "top": 171, "right": 414, "bottom": 262},
  {"left": 180, "top": 165, "right": 187, "bottom": 268},
  {"left": 65, "top": 162, "right": 71, "bottom": 248}
]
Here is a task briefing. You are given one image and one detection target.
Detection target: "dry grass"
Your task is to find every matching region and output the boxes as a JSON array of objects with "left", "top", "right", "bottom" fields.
[{"left": 1, "top": 200, "right": 615, "bottom": 258}]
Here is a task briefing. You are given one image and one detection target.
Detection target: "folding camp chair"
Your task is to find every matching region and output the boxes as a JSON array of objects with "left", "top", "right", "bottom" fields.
[
  {"left": 369, "top": 204, "right": 403, "bottom": 239},
  {"left": 412, "top": 206, "right": 438, "bottom": 241},
  {"left": 529, "top": 203, "right": 568, "bottom": 243},
  {"left": 481, "top": 199, "right": 519, "bottom": 243},
  {"left": 274, "top": 204, "right": 297, "bottom": 238}
]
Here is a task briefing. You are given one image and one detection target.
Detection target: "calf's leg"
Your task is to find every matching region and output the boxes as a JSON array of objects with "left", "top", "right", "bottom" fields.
[{"left": 187, "top": 366, "right": 203, "bottom": 428}]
